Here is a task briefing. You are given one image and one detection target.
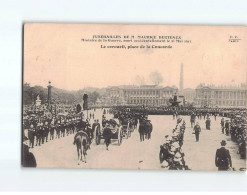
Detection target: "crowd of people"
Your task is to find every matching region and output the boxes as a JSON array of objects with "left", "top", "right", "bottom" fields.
[
  {"left": 189, "top": 108, "right": 246, "bottom": 160},
  {"left": 23, "top": 112, "right": 92, "bottom": 148},
  {"left": 229, "top": 112, "right": 246, "bottom": 159},
  {"left": 159, "top": 117, "right": 190, "bottom": 170},
  {"left": 22, "top": 104, "right": 246, "bottom": 168}
]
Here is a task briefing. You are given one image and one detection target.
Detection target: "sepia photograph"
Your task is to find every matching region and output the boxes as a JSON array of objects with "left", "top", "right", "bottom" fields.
[{"left": 22, "top": 23, "right": 246, "bottom": 171}]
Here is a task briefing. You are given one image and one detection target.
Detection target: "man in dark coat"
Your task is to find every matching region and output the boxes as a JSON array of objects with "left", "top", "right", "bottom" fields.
[
  {"left": 138, "top": 121, "right": 145, "bottom": 142},
  {"left": 215, "top": 140, "right": 232, "bottom": 171},
  {"left": 92, "top": 119, "right": 100, "bottom": 139},
  {"left": 193, "top": 122, "right": 201, "bottom": 142},
  {"left": 103, "top": 122, "right": 112, "bottom": 150},
  {"left": 22, "top": 136, "right": 37, "bottom": 167}
]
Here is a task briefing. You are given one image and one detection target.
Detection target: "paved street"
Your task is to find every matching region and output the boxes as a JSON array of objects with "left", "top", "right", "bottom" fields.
[{"left": 30, "top": 112, "right": 246, "bottom": 171}]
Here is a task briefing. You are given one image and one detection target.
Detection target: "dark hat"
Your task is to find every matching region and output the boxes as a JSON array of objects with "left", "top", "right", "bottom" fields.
[{"left": 221, "top": 140, "right": 227, "bottom": 146}]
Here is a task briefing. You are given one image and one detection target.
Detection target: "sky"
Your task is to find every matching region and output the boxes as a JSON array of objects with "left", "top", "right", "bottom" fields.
[{"left": 24, "top": 24, "right": 247, "bottom": 90}]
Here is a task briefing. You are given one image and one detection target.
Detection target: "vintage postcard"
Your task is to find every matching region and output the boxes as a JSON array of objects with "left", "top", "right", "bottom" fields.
[{"left": 22, "top": 23, "right": 246, "bottom": 171}]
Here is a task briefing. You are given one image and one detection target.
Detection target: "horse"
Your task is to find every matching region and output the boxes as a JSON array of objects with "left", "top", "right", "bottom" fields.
[{"left": 74, "top": 131, "right": 90, "bottom": 164}]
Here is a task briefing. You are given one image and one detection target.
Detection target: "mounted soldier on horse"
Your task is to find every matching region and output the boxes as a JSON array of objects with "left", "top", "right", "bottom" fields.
[{"left": 73, "top": 118, "right": 93, "bottom": 164}]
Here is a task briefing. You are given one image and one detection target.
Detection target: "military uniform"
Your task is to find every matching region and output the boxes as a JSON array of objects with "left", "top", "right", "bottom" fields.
[
  {"left": 220, "top": 118, "right": 225, "bottom": 134},
  {"left": 43, "top": 121, "right": 49, "bottom": 142},
  {"left": 56, "top": 120, "right": 61, "bottom": 139},
  {"left": 28, "top": 124, "right": 35, "bottom": 148},
  {"left": 36, "top": 123, "right": 43, "bottom": 146},
  {"left": 193, "top": 124, "right": 201, "bottom": 142},
  {"left": 50, "top": 122, "right": 55, "bottom": 140},
  {"left": 225, "top": 120, "right": 230, "bottom": 136}
]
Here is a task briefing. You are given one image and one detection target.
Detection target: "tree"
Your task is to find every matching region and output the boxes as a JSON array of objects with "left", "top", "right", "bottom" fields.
[{"left": 149, "top": 71, "right": 163, "bottom": 85}]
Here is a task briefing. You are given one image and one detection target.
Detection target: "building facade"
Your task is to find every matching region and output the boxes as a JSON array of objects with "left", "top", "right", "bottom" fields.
[
  {"left": 195, "top": 84, "right": 247, "bottom": 108},
  {"left": 106, "top": 85, "right": 178, "bottom": 106}
]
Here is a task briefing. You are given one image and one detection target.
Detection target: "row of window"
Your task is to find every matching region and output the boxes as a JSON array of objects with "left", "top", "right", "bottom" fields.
[
  {"left": 215, "top": 100, "right": 246, "bottom": 106},
  {"left": 128, "top": 99, "right": 169, "bottom": 104},
  {"left": 123, "top": 90, "right": 176, "bottom": 96},
  {"left": 196, "top": 94, "right": 247, "bottom": 99},
  {"left": 124, "top": 90, "right": 160, "bottom": 95}
]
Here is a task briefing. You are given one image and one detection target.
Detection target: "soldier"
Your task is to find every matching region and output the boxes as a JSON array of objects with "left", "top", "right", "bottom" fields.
[
  {"left": 160, "top": 136, "right": 172, "bottom": 164},
  {"left": 145, "top": 120, "right": 153, "bottom": 140},
  {"left": 220, "top": 117, "right": 225, "bottom": 134},
  {"left": 66, "top": 118, "right": 70, "bottom": 136},
  {"left": 193, "top": 122, "right": 201, "bottom": 142},
  {"left": 206, "top": 117, "right": 211, "bottom": 130},
  {"left": 28, "top": 123, "right": 36, "bottom": 148},
  {"left": 225, "top": 120, "right": 230, "bottom": 136},
  {"left": 41, "top": 121, "right": 46, "bottom": 144},
  {"left": 61, "top": 119, "right": 65, "bottom": 137},
  {"left": 36, "top": 122, "right": 42, "bottom": 146},
  {"left": 43, "top": 120, "right": 49, "bottom": 142},
  {"left": 214, "top": 113, "right": 217, "bottom": 121},
  {"left": 50, "top": 120, "right": 55, "bottom": 140},
  {"left": 190, "top": 112, "right": 196, "bottom": 128},
  {"left": 77, "top": 118, "right": 87, "bottom": 131},
  {"left": 56, "top": 119, "right": 61, "bottom": 139},
  {"left": 138, "top": 119, "right": 146, "bottom": 142},
  {"left": 215, "top": 140, "right": 232, "bottom": 171}
]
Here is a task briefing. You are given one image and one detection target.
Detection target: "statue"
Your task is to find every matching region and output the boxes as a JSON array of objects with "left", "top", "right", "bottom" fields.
[{"left": 36, "top": 95, "right": 41, "bottom": 106}]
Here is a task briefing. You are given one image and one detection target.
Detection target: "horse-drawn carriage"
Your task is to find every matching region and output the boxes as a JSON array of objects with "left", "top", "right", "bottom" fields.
[
  {"left": 94, "top": 118, "right": 123, "bottom": 145},
  {"left": 119, "top": 118, "right": 136, "bottom": 139}
]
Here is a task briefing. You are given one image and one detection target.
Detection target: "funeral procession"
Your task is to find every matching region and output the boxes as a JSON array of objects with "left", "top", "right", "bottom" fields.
[{"left": 22, "top": 63, "right": 247, "bottom": 171}]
